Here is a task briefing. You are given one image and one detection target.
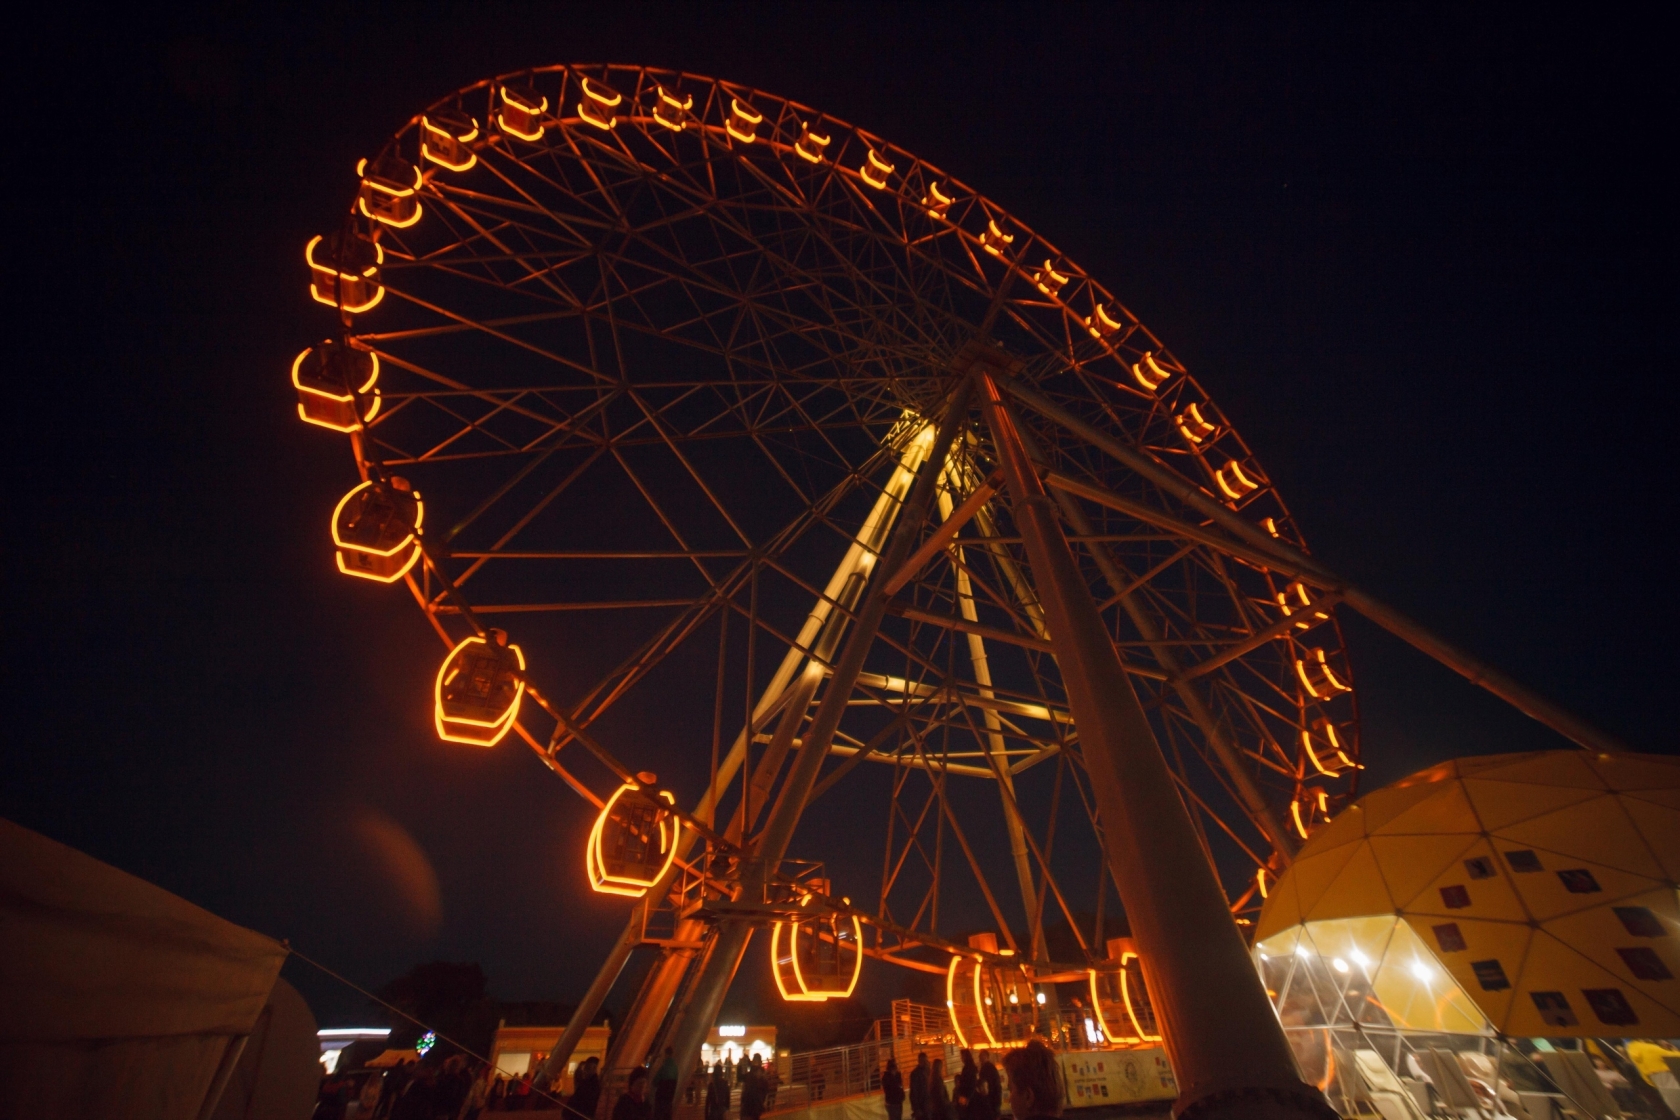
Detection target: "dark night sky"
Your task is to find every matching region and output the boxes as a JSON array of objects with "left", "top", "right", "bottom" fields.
[{"left": 6, "top": 5, "right": 1672, "bottom": 1027}]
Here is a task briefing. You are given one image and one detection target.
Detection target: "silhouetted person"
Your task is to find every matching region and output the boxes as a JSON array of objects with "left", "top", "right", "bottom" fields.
[
  {"left": 978, "top": 1054, "right": 1001, "bottom": 1120},
  {"left": 928, "top": 1059, "right": 952, "bottom": 1120},
  {"left": 1001, "top": 1041, "right": 1061, "bottom": 1120},
  {"left": 705, "top": 1063, "right": 731, "bottom": 1120},
  {"left": 882, "top": 1058, "right": 905, "bottom": 1120},
  {"left": 909, "top": 1053, "right": 931, "bottom": 1120},
  {"left": 740, "top": 1055, "right": 768, "bottom": 1120},
  {"left": 653, "top": 1047, "right": 680, "bottom": 1120},
  {"left": 954, "top": 1050, "right": 978, "bottom": 1120},
  {"left": 571, "top": 1057, "right": 603, "bottom": 1120},
  {"left": 614, "top": 1068, "right": 653, "bottom": 1120}
]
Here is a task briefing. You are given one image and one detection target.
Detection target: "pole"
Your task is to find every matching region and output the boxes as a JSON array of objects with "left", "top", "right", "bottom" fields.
[
  {"left": 977, "top": 369, "right": 1332, "bottom": 1120},
  {"left": 1000, "top": 373, "right": 1629, "bottom": 756},
  {"left": 661, "top": 379, "right": 976, "bottom": 1093}
]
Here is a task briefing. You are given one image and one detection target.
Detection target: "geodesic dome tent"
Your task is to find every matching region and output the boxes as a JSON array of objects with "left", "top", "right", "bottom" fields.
[{"left": 1252, "top": 752, "right": 1679, "bottom": 1117}]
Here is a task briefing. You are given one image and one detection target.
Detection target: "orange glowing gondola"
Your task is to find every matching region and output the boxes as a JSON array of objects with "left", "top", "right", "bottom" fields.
[
  {"left": 771, "top": 890, "right": 863, "bottom": 1002},
  {"left": 946, "top": 939, "right": 1040, "bottom": 1048},
  {"left": 421, "top": 109, "right": 480, "bottom": 171},
  {"left": 577, "top": 77, "right": 623, "bottom": 131},
  {"left": 1088, "top": 944, "right": 1161, "bottom": 1044},
  {"left": 587, "top": 776, "right": 679, "bottom": 896},
  {"left": 434, "top": 630, "right": 526, "bottom": 746},
  {"left": 332, "top": 477, "right": 422, "bottom": 582},
  {"left": 651, "top": 86, "right": 692, "bottom": 132},
  {"left": 356, "top": 153, "right": 424, "bottom": 228},
  {"left": 293, "top": 341, "right": 380, "bottom": 432},
  {"left": 307, "top": 231, "right": 384, "bottom": 314},
  {"left": 497, "top": 83, "right": 547, "bottom": 142}
]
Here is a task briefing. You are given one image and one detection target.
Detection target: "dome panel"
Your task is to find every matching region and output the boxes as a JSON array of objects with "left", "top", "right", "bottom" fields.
[
  {"left": 1403, "top": 841, "right": 1532, "bottom": 924},
  {"left": 1304, "top": 843, "right": 1395, "bottom": 923},
  {"left": 1368, "top": 779, "right": 1480, "bottom": 838},
  {"left": 1503, "top": 929, "right": 1680, "bottom": 1038},
  {"left": 1495, "top": 851, "right": 1665, "bottom": 923},
  {"left": 1459, "top": 777, "right": 1600, "bottom": 832},
  {"left": 1356, "top": 779, "right": 1456, "bottom": 835},
  {"left": 1618, "top": 796, "right": 1680, "bottom": 881},
  {"left": 1589, "top": 753, "right": 1680, "bottom": 792},
  {"left": 1279, "top": 840, "right": 1364, "bottom": 930},
  {"left": 1368, "top": 833, "right": 1481, "bottom": 910},
  {"left": 1543, "top": 897, "right": 1680, "bottom": 1017},
  {"left": 1466, "top": 752, "right": 1607, "bottom": 789},
  {"left": 1494, "top": 798, "right": 1666, "bottom": 880}
]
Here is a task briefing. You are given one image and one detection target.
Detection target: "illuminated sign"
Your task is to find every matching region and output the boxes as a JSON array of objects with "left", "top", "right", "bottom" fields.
[{"left": 717, "top": 1025, "right": 746, "bottom": 1037}]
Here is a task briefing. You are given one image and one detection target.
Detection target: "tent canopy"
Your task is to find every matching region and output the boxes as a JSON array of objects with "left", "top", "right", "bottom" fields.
[
  {"left": 0, "top": 817, "right": 288, "bottom": 1118},
  {"left": 1256, "top": 751, "right": 1680, "bottom": 1038}
]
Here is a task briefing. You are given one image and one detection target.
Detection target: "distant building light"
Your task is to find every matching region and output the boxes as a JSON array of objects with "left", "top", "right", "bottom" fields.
[
  {"left": 718, "top": 1025, "right": 746, "bottom": 1037},
  {"left": 318, "top": 1028, "right": 392, "bottom": 1039}
]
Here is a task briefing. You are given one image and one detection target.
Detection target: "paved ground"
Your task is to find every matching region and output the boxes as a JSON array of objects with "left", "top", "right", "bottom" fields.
[{"left": 1064, "top": 1105, "right": 1174, "bottom": 1120}]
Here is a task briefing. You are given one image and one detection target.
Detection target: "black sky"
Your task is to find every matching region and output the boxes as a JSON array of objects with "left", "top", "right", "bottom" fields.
[{"left": 5, "top": 4, "right": 1672, "bottom": 1027}]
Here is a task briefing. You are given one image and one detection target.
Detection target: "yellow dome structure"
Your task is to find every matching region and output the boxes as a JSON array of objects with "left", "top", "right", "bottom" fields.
[{"left": 1256, "top": 751, "right": 1679, "bottom": 1041}]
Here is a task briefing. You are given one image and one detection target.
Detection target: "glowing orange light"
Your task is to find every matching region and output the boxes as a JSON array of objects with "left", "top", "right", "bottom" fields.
[
  {"left": 653, "top": 86, "right": 692, "bottom": 131},
  {"left": 794, "top": 121, "right": 831, "bottom": 163},
  {"left": 1086, "top": 303, "right": 1123, "bottom": 339},
  {"left": 498, "top": 84, "right": 547, "bottom": 142},
  {"left": 1295, "top": 648, "right": 1352, "bottom": 701},
  {"left": 978, "top": 218, "right": 1015, "bottom": 258},
  {"left": 1086, "top": 970, "right": 1141, "bottom": 1045},
  {"left": 1291, "top": 797, "right": 1310, "bottom": 838},
  {"left": 1131, "top": 350, "right": 1170, "bottom": 389},
  {"left": 1031, "top": 259, "right": 1070, "bottom": 297},
  {"left": 1261, "top": 516, "right": 1281, "bottom": 538},
  {"left": 860, "top": 149, "right": 894, "bottom": 189},
  {"left": 773, "top": 908, "right": 864, "bottom": 1002},
  {"left": 578, "top": 77, "right": 622, "bottom": 131},
  {"left": 1119, "top": 953, "right": 1162, "bottom": 1042},
  {"left": 1256, "top": 868, "right": 1269, "bottom": 898},
  {"left": 293, "top": 343, "right": 380, "bottom": 432},
  {"left": 946, "top": 957, "right": 969, "bottom": 1047},
  {"left": 307, "top": 233, "right": 385, "bottom": 314},
  {"left": 332, "top": 479, "right": 423, "bottom": 583},
  {"left": 922, "top": 181, "right": 952, "bottom": 219},
  {"left": 1316, "top": 790, "right": 1331, "bottom": 815},
  {"left": 587, "top": 781, "right": 680, "bottom": 896},
  {"left": 422, "top": 112, "right": 480, "bottom": 171},
  {"left": 434, "top": 632, "right": 526, "bottom": 746},
  {"left": 1215, "top": 459, "right": 1262, "bottom": 501},
  {"left": 726, "top": 98, "right": 763, "bottom": 143},
  {"left": 357, "top": 155, "right": 424, "bottom": 228},
  {"left": 1301, "top": 729, "right": 1336, "bottom": 777},
  {"left": 1175, "top": 402, "right": 1218, "bottom": 445}
]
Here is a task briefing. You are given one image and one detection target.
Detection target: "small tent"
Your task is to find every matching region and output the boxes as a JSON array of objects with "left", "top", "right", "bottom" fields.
[{"left": 0, "top": 817, "right": 292, "bottom": 1119}]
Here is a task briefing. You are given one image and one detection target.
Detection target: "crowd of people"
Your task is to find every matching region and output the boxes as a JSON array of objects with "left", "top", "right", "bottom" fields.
[{"left": 316, "top": 1033, "right": 1064, "bottom": 1120}]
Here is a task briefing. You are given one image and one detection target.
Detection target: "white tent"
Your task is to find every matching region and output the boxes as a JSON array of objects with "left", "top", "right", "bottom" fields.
[{"left": 0, "top": 817, "right": 290, "bottom": 1119}]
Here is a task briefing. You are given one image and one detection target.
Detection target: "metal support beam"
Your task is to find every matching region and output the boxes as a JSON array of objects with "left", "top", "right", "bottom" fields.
[
  {"left": 977, "top": 370, "right": 1333, "bottom": 1120},
  {"left": 1002, "top": 373, "right": 1629, "bottom": 756},
  {"left": 1012, "top": 429, "right": 1298, "bottom": 864},
  {"left": 534, "top": 903, "right": 643, "bottom": 1088},
  {"left": 660, "top": 380, "right": 976, "bottom": 1093}
]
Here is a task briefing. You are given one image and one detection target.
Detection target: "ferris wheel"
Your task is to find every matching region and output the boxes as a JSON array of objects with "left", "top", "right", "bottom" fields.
[{"left": 294, "top": 65, "right": 1624, "bottom": 1119}]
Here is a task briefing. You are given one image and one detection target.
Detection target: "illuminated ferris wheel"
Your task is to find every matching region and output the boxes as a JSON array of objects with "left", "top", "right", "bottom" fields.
[{"left": 293, "top": 64, "right": 1621, "bottom": 1118}]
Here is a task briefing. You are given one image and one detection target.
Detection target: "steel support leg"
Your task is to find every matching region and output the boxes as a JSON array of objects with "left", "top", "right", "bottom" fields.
[
  {"left": 977, "top": 371, "right": 1332, "bottom": 1120},
  {"left": 535, "top": 902, "right": 643, "bottom": 1089},
  {"left": 661, "top": 380, "right": 977, "bottom": 1095}
]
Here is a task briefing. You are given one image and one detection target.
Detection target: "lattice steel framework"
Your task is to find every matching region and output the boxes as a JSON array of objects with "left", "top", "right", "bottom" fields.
[{"left": 298, "top": 64, "right": 1375, "bottom": 1070}]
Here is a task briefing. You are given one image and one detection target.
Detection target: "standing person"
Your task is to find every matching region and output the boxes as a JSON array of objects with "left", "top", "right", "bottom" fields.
[
  {"left": 928, "top": 1060, "right": 952, "bottom": 1120},
  {"left": 613, "top": 1069, "right": 654, "bottom": 1120},
  {"left": 653, "top": 1047, "right": 680, "bottom": 1120},
  {"left": 571, "top": 1057, "right": 603, "bottom": 1120},
  {"left": 977, "top": 1054, "right": 1001, "bottom": 1120},
  {"left": 463, "top": 1069, "right": 490, "bottom": 1120},
  {"left": 953, "top": 1051, "right": 978, "bottom": 1120},
  {"left": 909, "top": 1053, "right": 931, "bottom": 1120},
  {"left": 739, "top": 1056, "right": 767, "bottom": 1120},
  {"left": 705, "top": 1063, "right": 731, "bottom": 1120},
  {"left": 1000, "top": 1041, "right": 1061, "bottom": 1120},
  {"left": 881, "top": 1058, "right": 905, "bottom": 1120}
]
